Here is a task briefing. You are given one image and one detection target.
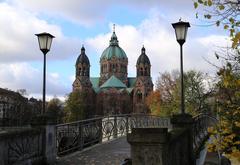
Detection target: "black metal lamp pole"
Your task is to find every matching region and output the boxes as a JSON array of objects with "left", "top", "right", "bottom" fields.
[
  {"left": 172, "top": 20, "right": 190, "bottom": 114},
  {"left": 35, "top": 32, "right": 55, "bottom": 114}
]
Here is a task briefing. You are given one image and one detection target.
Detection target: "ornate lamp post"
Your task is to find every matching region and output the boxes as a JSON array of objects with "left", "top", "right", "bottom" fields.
[
  {"left": 35, "top": 32, "right": 55, "bottom": 114},
  {"left": 172, "top": 20, "right": 190, "bottom": 114}
]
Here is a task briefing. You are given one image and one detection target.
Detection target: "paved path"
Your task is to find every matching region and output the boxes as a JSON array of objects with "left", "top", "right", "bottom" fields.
[{"left": 56, "top": 137, "right": 130, "bottom": 165}]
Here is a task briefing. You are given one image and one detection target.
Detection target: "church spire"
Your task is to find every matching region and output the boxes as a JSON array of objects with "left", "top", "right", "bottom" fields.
[
  {"left": 113, "top": 24, "right": 115, "bottom": 33},
  {"left": 110, "top": 24, "right": 118, "bottom": 46}
]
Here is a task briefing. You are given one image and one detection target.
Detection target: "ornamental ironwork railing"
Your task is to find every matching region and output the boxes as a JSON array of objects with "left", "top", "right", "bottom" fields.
[
  {"left": 193, "top": 113, "right": 218, "bottom": 155},
  {"left": 0, "top": 127, "right": 43, "bottom": 165},
  {"left": 56, "top": 114, "right": 171, "bottom": 156}
]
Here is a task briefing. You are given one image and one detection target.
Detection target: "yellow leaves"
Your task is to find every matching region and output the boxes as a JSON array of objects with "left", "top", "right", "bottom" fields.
[
  {"left": 208, "top": 126, "right": 214, "bottom": 133},
  {"left": 230, "top": 29, "right": 235, "bottom": 37},
  {"left": 234, "top": 121, "right": 240, "bottom": 127},
  {"left": 207, "top": 0, "right": 212, "bottom": 6},
  {"left": 218, "top": 5, "right": 225, "bottom": 10},
  {"left": 232, "top": 32, "right": 240, "bottom": 48},
  {"left": 229, "top": 18, "right": 235, "bottom": 24},
  {"left": 228, "top": 149, "right": 240, "bottom": 163},
  {"left": 194, "top": 2, "right": 198, "bottom": 9},
  {"left": 224, "top": 25, "right": 229, "bottom": 29}
]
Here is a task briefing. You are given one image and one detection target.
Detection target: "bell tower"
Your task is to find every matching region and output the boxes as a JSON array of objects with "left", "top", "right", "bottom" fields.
[{"left": 134, "top": 46, "right": 153, "bottom": 113}]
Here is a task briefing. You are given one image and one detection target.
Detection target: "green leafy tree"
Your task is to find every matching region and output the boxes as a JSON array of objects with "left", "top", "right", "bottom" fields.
[
  {"left": 64, "top": 91, "right": 87, "bottom": 122},
  {"left": 194, "top": 0, "right": 240, "bottom": 48},
  {"left": 148, "top": 70, "right": 211, "bottom": 117},
  {"left": 46, "top": 97, "right": 64, "bottom": 123}
]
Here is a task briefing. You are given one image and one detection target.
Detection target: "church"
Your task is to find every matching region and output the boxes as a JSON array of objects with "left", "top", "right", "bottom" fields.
[{"left": 72, "top": 28, "right": 153, "bottom": 117}]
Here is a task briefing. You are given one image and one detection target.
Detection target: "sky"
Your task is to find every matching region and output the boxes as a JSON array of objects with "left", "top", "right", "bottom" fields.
[{"left": 0, "top": 0, "right": 231, "bottom": 100}]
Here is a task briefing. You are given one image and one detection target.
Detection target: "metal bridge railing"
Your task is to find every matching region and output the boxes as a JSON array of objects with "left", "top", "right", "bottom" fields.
[
  {"left": 56, "top": 114, "right": 171, "bottom": 156},
  {"left": 193, "top": 113, "right": 218, "bottom": 155}
]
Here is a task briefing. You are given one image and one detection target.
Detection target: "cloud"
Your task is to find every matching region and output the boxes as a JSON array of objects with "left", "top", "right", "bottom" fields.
[
  {"left": 0, "top": 2, "right": 82, "bottom": 63},
  {"left": 7, "top": 0, "right": 195, "bottom": 26},
  {"left": 86, "top": 11, "right": 226, "bottom": 81},
  {"left": 0, "top": 62, "right": 71, "bottom": 98}
]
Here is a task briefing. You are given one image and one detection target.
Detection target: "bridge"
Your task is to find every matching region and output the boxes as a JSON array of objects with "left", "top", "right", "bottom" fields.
[
  {"left": 55, "top": 113, "right": 218, "bottom": 165},
  {"left": 0, "top": 113, "right": 218, "bottom": 165}
]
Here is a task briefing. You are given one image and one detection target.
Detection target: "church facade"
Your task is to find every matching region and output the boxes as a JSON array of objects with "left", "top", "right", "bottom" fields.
[{"left": 72, "top": 30, "right": 153, "bottom": 117}]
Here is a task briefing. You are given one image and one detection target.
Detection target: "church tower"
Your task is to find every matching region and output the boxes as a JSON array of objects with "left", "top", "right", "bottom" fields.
[
  {"left": 133, "top": 46, "right": 153, "bottom": 113},
  {"left": 73, "top": 46, "right": 92, "bottom": 92},
  {"left": 99, "top": 26, "right": 128, "bottom": 86}
]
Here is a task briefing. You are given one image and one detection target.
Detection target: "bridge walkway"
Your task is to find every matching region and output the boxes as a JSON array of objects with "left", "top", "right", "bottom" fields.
[
  {"left": 56, "top": 136, "right": 220, "bottom": 165},
  {"left": 56, "top": 137, "right": 130, "bottom": 165}
]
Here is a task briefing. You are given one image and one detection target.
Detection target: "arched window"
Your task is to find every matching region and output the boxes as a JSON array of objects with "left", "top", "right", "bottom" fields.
[
  {"left": 83, "top": 67, "right": 85, "bottom": 76},
  {"left": 144, "top": 67, "right": 148, "bottom": 76},
  {"left": 113, "top": 64, "right": 116, "bottom": 72},
  {"left": 109, "top": 64, "right": 112, "bottom": 72},
  {"left": 140, "top": 68, "right": 143, "bottom": 76},
  {"left": 78, "top": 68, "right": 82, "bottom": 76},
  {"left": 137, "top": 90, "right": 142, "bottom": 102}
]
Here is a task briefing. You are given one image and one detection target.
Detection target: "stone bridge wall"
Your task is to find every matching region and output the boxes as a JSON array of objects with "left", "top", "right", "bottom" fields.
[
  {"left": 127, "top": 127, "right": 193, "bottom": 165},
  {"left": 0, "top": 123, "right": 56, "bottom": 165}
]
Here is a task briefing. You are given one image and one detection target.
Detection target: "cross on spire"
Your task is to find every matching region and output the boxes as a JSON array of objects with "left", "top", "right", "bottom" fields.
[{"left": 113, "top": 24, "right": 115, "bottom": 32}]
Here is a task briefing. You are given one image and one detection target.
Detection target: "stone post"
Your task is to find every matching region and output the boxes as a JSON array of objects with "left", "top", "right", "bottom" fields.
[
  {"left": 44, "top": 123, "right": 56, "bottom": 164},
  {"left": 170, "top": 114, "right": 195, "bottom": 165},
  {"left": 31, "top": 115, "right": 56, "bottom": 165},
  {"left": 127, "top": 128, "right": 168, "bottom": 165}
]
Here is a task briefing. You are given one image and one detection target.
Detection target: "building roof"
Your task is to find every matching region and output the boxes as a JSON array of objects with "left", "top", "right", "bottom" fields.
[
  {"left": 100, "top": 75, "right": 127, "bottom": 89},
  {"left": 136, "top": 46, "right": 151, "bottom": 65},
  {"left": 76, "top": 46, "right": 90, "bottom": 66},
  {"left": 100, "top": 32, "right": 127, "bottom": 60},
  {"left": 90, "top": 77, "right": 136, "bottom": 93},
  {"left": 90, "top": 77, "right": 100, "bottom": 93}
]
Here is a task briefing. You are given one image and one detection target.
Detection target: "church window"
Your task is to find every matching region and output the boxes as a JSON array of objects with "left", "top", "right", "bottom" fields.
[
  {"left": 137, "top": 90, "right": 142, "bottom": 102},
  {"left": 79, "top": 68, "right": 82, "bottom": 76},
  {"left": 83, "top": 67, "right": 85, "bottom": 76},
  {"left": 144, "top": 67, "right": 148, "bottom": 76},
  {"left": 140, "top": 68, "right": 143, "bottom": 76},
  {"left": 113, "top": 64, "right": 116, "bottom": 72}
]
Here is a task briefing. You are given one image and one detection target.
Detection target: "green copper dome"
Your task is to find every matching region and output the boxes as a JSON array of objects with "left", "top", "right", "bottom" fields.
[{"left": 100, "top": 32, "right": 127, "bottom": 60}]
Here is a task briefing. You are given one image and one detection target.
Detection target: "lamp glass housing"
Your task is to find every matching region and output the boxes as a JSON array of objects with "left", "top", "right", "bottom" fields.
[
  {"left": 172, "top": 21, "right": 190, "bottom": 45},
  {"left": 35, "top": 32, "right": 55, "bottom": 54}
]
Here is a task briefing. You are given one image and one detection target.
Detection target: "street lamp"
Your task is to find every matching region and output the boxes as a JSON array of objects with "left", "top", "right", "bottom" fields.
[
  {"left": 172, "top": 19, "right": 190, "bottom": 114},
  {"left": 35, "top": 32, "right": 55, "bottom": 114}
]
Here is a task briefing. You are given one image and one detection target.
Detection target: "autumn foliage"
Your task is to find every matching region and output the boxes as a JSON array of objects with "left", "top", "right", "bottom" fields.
[{"left": 145, "top": 90, "right": 161, "bottom": 116}]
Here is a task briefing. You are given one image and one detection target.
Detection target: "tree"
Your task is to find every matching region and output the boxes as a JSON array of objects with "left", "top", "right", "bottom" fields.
[
  {"left": 208, "top": 64, "right": 240, "bottom": 162},
  {"left": 194, "top": 0, "right": 240, "bottom": 48},
  {"left": 147, "top": 70, "right": 211, "bottom": 117},
  {"left": 16, "top": 89, "right": 28, "bottom": 97},
  {"left": 193, "top": 1, "right": 240, "bottom": 162},
  {"left": 64, "top": 91, "right": 87, "bottom": 122},
  {"left": 46, "top": 97, "right": 64, "bottom": 123},
  {"left": 145, "top": 90, "right": 161, "bottom": 116}
]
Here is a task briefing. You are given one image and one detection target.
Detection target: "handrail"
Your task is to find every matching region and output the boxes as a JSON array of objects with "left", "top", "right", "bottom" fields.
[
  {"left": 192, "top": 113, "right": 218, "bottom": 156},
  {"left": 55, "top": 114, "right": 171, "bottom": 156}
]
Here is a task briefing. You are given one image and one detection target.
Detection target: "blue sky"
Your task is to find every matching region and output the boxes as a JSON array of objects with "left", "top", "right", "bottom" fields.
[{"left": 0, "top": 0, "right": 230, "bottom": 100}]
